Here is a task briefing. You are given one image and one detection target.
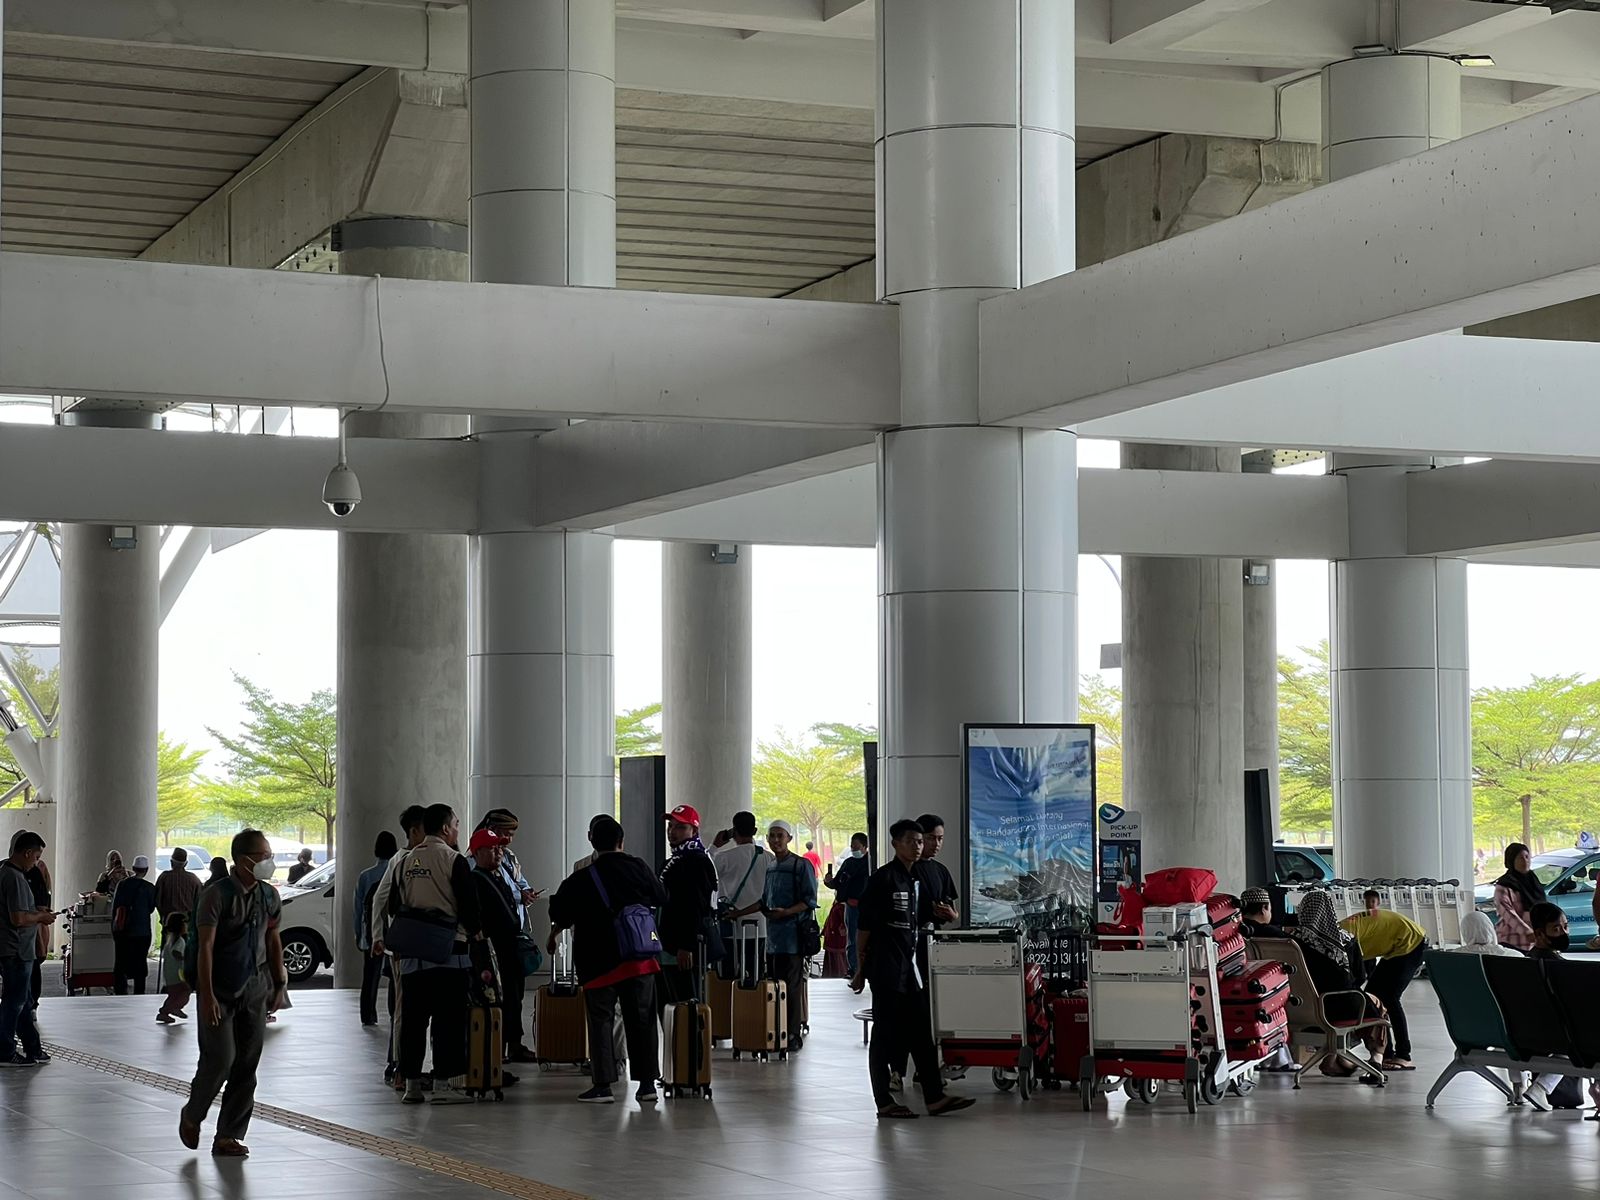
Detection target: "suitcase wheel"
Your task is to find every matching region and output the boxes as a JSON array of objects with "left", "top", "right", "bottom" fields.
[{"left": 732, "top": 1050, "right": 741, "bottom": 1061}]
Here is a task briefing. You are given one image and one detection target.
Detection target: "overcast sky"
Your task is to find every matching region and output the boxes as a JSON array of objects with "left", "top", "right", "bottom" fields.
[{"left": 152, "top": 437, "right": 1600, "bottom": 762}]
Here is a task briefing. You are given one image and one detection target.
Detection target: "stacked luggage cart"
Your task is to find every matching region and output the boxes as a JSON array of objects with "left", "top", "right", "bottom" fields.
[
  {"left": 62, "top": 893, "right": 116, "bottom": 995},
  {"left": 928, "top": 928, "right": 1046, "bottom": 1099},
  {"left": 1078, "top": 895, "right": 1273, "bottom": 1112},
  {"left": 1283, "top": 878, "right": 1472, "bottom": 948}
]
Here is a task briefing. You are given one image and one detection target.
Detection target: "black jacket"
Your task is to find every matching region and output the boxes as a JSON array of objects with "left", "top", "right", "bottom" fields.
[
  {"left": 828, "top": 855, "right": 871, "bottom": 904},
  {"left": 550, "top": 853, "right": 668, "bottom": 986},
  {"left": 658, "top": 848, "right": 719, "bottom": 956},
  {"left": 473, "top": 868, "right": 522, "bottom": 958}
]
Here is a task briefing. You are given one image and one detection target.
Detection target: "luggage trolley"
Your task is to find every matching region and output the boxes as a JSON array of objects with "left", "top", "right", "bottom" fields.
[
  {"left": 1081, "top": 907, "right": 1254, "bottom": 1112},
  {"left": 62, "top": 893, "right": 116, "bottom": 995},
  {"left": 928, "top": 928, "right": 1037, "bottom": 1100}
]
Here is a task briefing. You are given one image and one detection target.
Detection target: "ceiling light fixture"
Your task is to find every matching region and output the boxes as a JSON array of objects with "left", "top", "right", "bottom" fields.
[
  {"left": 1454, "top": 54, "right": 1497, "bottom": 67},
  {"left": 1352, "top": 43, "right": 1391, "bottom": 57}
]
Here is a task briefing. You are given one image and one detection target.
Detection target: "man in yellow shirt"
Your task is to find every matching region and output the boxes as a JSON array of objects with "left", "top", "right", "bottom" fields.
[{"left": 1341, "top": 891, "right": 1428, "bottom": 1070}]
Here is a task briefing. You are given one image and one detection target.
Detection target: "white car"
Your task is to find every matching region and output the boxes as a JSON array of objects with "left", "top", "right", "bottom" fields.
[{"left": 275, "top": 859, "right": 336, "bottom": 982}]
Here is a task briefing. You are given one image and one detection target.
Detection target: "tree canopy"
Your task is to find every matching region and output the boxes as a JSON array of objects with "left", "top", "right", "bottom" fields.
[
  {"left": 1472, "top": 673, "right": 1600, "bottom": 847},
  {"left": 156, "top": 734, "right": 206, "bottom": 843},
  {"left": 616, "top": 702, "right": 663, "bottom": 759},
  {"left": 1278, "top": 641, "right": 1333, "bottom": 838},
  {"left": 1079, "top": 674, "right": 1123, "bottom": 808},
  {"left": 0, "top": 647, "right": 58, "bottom": 805},
  {"left": 206, "top": 674, "right": 337, "bottom": 854},
  {"left": 753, "top": 728, "right": 867, "bottom": 847}
]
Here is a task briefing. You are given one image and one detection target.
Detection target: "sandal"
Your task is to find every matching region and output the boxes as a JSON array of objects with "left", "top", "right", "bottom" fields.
[
  {"left": 1383, "top": 1059, "right": 1416, "bottom": 1071},
  {"left": 927, "top": 1096, "right": 976, "bottom": 1116},
  {"left": 211, "top": 1139, "right": 250, "bottom": 1158},
  {"left": 876, "top": 1104, "right": 918, "bottom": 1120}
]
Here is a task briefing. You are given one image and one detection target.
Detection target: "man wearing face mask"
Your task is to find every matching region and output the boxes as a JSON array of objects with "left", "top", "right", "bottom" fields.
[
  {"left": 178, "top": 829, "right": 286, "bottom": 1158},
  {"left": 823, "top": 833, "right": 871, "bottom": 976}
]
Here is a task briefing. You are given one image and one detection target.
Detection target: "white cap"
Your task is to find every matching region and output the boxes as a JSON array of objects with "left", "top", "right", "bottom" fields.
[
  {"left": 132, "top": 854, "right": 151, "bottom": 870},
  {"left": 768, "top": 819, "right": 794, "bottom": 837}
]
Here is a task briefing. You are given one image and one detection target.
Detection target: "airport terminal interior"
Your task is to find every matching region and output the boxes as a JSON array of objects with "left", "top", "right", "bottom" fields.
[{"left": 5, "top": 0, "right": 1600, "bottom": 1197}]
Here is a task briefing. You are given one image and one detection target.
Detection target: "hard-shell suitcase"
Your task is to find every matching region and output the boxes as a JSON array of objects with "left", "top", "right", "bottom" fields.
[
  {"left": 1205, "top": 894, "right": 1241, "bottom": 941},
  {"left": 1221, "top": 982, "right": 1290, "bottom": 1024},
  {"left": 705, "top": 970, "right": 733, "bottom": 1042},
  {"left": 730, "top": 919, "right": 788, "bottom": 1061},
  {"left": 1222, "top": 1005, "right": 1288, "bottom": 1044},
  {"left": 1215, "top": 931, "right": 1247, "bottom": 976},
  {"left": 1226, "top": 1009, "right": 1289, "bottom": 1060},
  {"left": 1050, "top": 995, "right": 1090, "bottom": 1081},
  {"left": 466, "top": 1005, "right": 505, "bottom": 1100},
  {"left": 535, "top": 932, "right": 589, "bottom": 1067},
  {"left": 662, "top": 941, "right": 713, "bottom": 1099},
  {"left": 1218, "top": 959, "right": 1290, "bottom": 1000}
]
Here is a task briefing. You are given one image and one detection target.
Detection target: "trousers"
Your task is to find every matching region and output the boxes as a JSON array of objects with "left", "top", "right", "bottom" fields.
[
  {"left": 1367, "top": 943, "right": 1426, "bottom": 1059},
  {"left": 585, "top": 974, "right": 658, "bottom": 1087},
  {"left": 113, "top": 933, "right": 151, "bottom": 995},
  {"left": 0, "top": 956, "right": 41, "bottom": 1060},
  {"left": 181, "top": 976, "right": 268, "bottom": 1141},
  {"left": 869, "top": 983, "right": 944, "bottom": 1110},
  {"left": 397, "top": 966, "right": 468, "bottom": 1081}
]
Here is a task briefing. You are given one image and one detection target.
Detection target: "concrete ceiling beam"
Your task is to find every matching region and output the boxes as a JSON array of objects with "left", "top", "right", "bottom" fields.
[
  {"left": 979, "top": 96, "right": 1600, "bottom": 428},
  {"left": 0, "top": 251, "right": 901, "bottom": 428},
  {"left": 1407, "top": 460, "right": 1600, "bottom": 557}
]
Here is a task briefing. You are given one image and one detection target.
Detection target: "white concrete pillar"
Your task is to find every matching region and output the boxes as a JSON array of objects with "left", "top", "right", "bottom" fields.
[
  {"left": 1120, "top": 444, "right": 1245, "bottom": 889},
  {"left": 468, "top": 0, "right": 617, "bottom": 903},
  {"left": 333, "top": 218, "right": 470, "bottom": 988},
  {"left": 1323, "top": 55, "right": 1471, "bottom": 882},
  {"left": 876, "top": 1, "right": 1079, "bottom": 880},
  {"left": 1242, "top": 455, "right": 1280, "bottom": 834},
  {"left": 663, "top": 542, "right": 753, "bottom": 840},
  {"left": 56, "top": 411, "right": 160, "bottom": 905}
]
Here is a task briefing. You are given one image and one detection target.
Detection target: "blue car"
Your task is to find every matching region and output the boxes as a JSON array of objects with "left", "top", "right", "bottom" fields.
[
  {"left": 1475, "top": 849, "right": 1600, "bottom": 944},
  {"left": 1273, "top": 844, "right": 1335, "bottom": 885}
]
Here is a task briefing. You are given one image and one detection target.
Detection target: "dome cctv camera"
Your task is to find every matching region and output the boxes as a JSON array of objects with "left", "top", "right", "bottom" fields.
[
  {"left": 322, "top": 461, "right": 362, "bottom": 517},
  {"left": 323, "top": 412, "right": 362, "bottom": 517}
]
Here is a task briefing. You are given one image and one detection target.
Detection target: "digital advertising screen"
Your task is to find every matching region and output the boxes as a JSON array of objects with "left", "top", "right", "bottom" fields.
[{"left": 964, "top": 724, "right": 1097, "bottom": 933}]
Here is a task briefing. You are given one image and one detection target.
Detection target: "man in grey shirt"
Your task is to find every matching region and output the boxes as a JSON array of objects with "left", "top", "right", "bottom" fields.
[{"left": 1, "top": 830, "right": 56, "bottom": 1067}]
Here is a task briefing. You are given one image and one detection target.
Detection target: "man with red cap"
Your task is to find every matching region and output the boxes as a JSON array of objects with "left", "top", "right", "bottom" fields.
[
  {"left": 468, "top": 827, "right": 525, "bottom": 1082},
  {"left": 657, "top": 805, "right": 719, "bottom": 1010}
]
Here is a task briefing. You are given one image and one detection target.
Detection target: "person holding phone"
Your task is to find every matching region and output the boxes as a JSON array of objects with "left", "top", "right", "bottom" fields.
[{"left": 1, "top": 830, "right": 56, "bottom": 1068}]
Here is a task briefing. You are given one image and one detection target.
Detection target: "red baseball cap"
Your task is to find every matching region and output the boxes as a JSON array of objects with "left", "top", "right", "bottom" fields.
[
  {"left": 665, "top": 804, "right": 701, "bottom": 827},
  {"left": 468, "top": 828, "right": 509, "bottom": 854}
]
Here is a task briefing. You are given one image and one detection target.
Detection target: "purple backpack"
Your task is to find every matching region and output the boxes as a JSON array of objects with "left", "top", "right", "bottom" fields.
[{"left": 589, "top": 865, "right": 661, "bottom": 961}]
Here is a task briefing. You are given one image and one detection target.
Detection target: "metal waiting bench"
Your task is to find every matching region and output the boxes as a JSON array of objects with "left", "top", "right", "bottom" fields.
[{"left": 1424, "top": 950, "right": 1599, "bottom": 1108}]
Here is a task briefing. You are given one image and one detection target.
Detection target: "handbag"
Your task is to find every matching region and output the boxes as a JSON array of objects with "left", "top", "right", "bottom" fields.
[
  {"left": 797, "top": 912, "right": 823, "bottom": 958},
  {"left": 384, "top": 851, "right": 461, "bottom": 964},
  {"left": 589, "top": 865, "right": 662, "bottom": 960},
  {"left": 517, "top": 932, "right": 544, "bottom": 977}
]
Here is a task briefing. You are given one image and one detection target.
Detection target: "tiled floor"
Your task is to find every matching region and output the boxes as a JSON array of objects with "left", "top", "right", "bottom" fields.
[{"left": 3, "top": 978, "right": 1597, "bottom": 1200}]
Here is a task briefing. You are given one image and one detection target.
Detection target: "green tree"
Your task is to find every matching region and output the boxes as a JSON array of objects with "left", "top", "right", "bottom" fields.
[
  {"left": 1472, "top": 674, "right": 1600, "bottom": 848},
  {"left": 1078, "top": 674, "right": 1123, "bottom": 807},
  {"left": 809, "top": 721, "right": 877, "bottom": 760},
  {"left": 0, "top": 647, "right": 59, "bottom": 805},
  {"left": 156, "top": 734, "right": 207, "bottom": 844},
  {"left": 752, "top": 731, "right": 860, "bottom": 848},
  {"left": 1278, "top": 641, "right": 1333, "bottom": 838},
  {"left": 616, "top": 702, "right": 663, "bottom": 758},
  {"left": 206, "top": 674, "right": 337, "bottom": 854}
]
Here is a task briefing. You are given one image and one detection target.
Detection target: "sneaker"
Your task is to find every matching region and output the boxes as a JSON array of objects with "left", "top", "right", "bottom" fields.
[
  {"left": 501, "top": 1071, "right": 520, "bottom": 1087},
  {"left": 577, "top": 1086, "right": 615, "bottom": 1104},
  {"left": 157, "top": 1013, "right": 174, "bottom": 1025},
  {"left": 29, "top": 1049, "right": 49, "bottom": 1065},
  {"left": 431, "top": 1080, "right": 475, "bottom": 1105},
  {"left": 636, "top": 1086, "right": 658, "bottom": 1104},
  {"left": 1525, "top": 1083, "right": 1552, "bottom": 1112},
  {"left": 0, "top": 1056, "right": 35, "bottom": 1068},
  {"left": 402, "top": 1080, "right": 426, "bottom": 1104},
  {"left": 174, "top": 1010, "right": 189, "bottom": 1020}
]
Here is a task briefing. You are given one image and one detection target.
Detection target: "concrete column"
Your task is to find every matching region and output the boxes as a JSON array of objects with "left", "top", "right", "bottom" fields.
[
  {"left": 56, "top": 410, "right": 160, "bottom": 905},
  {"left": 468, "top": 0, "right": 617, "bottom": 907},
  {"left": 663, "top": 542, "right": 753, "bottom": 839},
  {"left": 332, "top": 218, "right": 470, "bottom": 987},
  {"left": 875, "top": 2, "right": 1079, "bottom": 877},
  {"left": 1120, "top": 444, "right": 1245, "bottom": 890},
  {"left": 1323, "top": 55, "right": 1471, "bottom": 882},
  {"left": 1242, "top": 454, "right": 1280, "bottom": 834}
]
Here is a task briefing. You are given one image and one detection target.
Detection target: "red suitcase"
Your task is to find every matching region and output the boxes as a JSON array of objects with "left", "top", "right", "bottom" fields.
[
  {"left": 1221, "top": 982, "right": 1290, "bottom": 1024},
  {"left": 1222, "top": 1005, "right": 1289, "bottom": 1043},
  {"left": 1215, "top": 931, "right": 1247, "bottom": 976},
  {"left": 1051, "top": 996, "right": 1090, "bottom": 1080},
  {"left": 1205, "top": 894, "right": 1241, "bottom": 941},
  {"left": 1218, "top": 959, "right": 1290, "bottom": 1001},
  {"left": 1143, "top": 867, "right": 1218, "bottom": 905},
  {"left": 1226, "top": 1010, "right": 1289, "bottom": 1060}
]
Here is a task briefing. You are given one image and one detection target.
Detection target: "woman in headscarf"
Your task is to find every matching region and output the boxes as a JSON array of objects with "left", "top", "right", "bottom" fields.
[
  {"left": 1454, "top": 910, "right": 1522, "bottom": 958},
  {"left": 95, "top": 850, "right": 129, "bottom": 897},
  {"left": 1493, "top": 843, "right": 1544, "bottom": 953},
  {"left": 1291, "top": 890, "right": 1388, "bottom": 1071}
]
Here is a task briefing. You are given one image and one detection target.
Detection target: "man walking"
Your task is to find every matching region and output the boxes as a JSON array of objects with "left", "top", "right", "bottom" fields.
[
  {"left": 155, "top": 848, "right": 201, "bottom": 927},
  {"left": 824, "top": 833, "right": 871, "bottom": 976},
  {"left": 112, "top": 855, "right": 159, "bottom": 995},
  {"left": 762, "top": 819, "right": 817, "bottom": 1051},
  {"left": 549, "top": 816, "right": 668, "bottom": 1104},
  {"left": 179, "top": 829, "right": 286, "bottom": 1157},
  {"left": 1, "top": 831, "right": 56, "bottom": 1068},
  {"left": 851, "top": 820, "right": 972, "bottom": 1119}
]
